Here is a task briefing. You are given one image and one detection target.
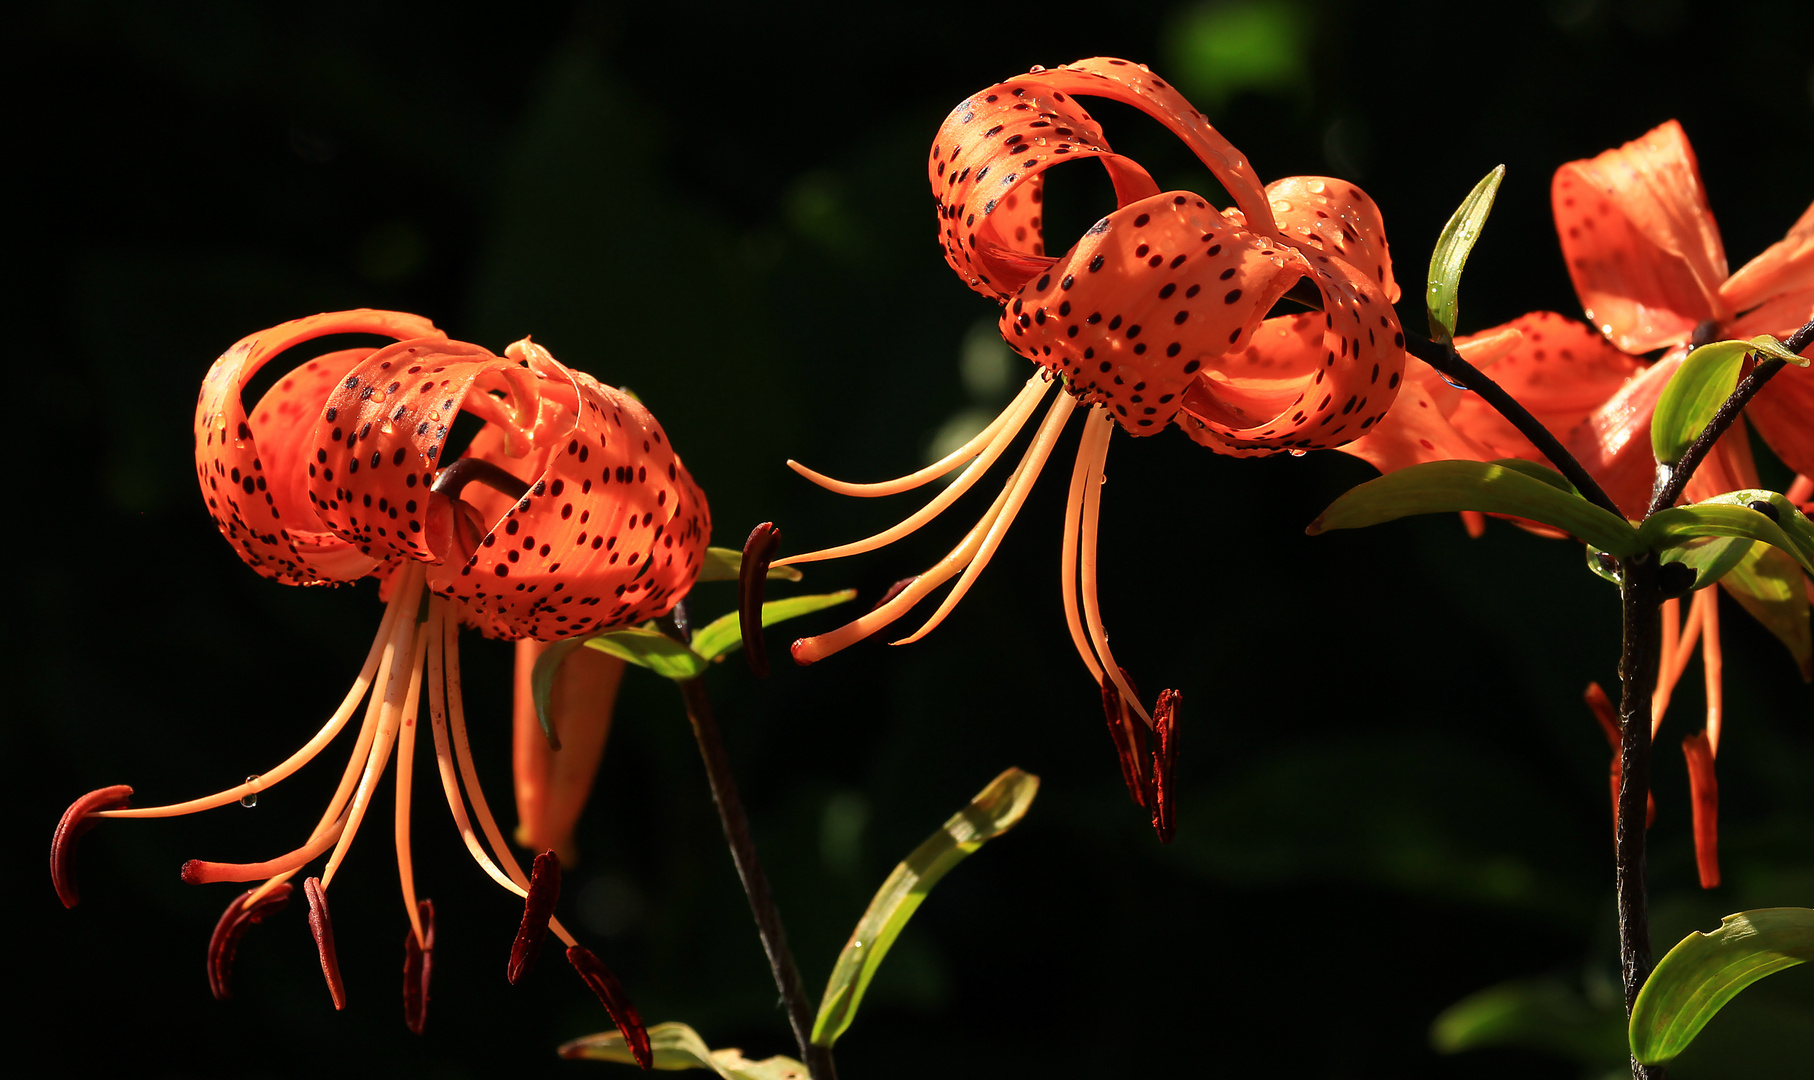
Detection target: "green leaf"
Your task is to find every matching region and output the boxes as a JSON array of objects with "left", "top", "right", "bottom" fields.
[
  {"left": 811, "top": 767, "right": 1040, "bottom": 1048},
  {"left": 1721, "top": 542, "right": 1814, "bottom": 681},
  {"left": 1651, "top": 340, "right": 1752, "bottom": 466},
  {"left": 696, "top": 546, "right": 804, "bottom": 584},
  {"left": 559, "top": 1021, "right": 809, "bottom": 1078},
  {"left": 1426, "top": 164, "right": 1506, "bottom": 344},
  {"left": 1691, "top": 490, "right": 1814, "bottom": 568},
  {"left": 583, "top": 626, "right": 709, "bottom": 681},
  {"left": 1630, "top": 908, "right": 1814, "bottom": 1065},
  {"left": 691, "top": 589, "right": 859, "bottom": 663},
  {"left": 1639, "top": 502, "right": 1814, "bottom": 578},
  {"left": 1308, "top": 459, "right": 1640, "bottom": 556},
  {"left": 1431, "top": 975, "right": 1624, "bottom": 1064},
  {"left": 1662, "top": 535, "right": 1754, "bottom": 592},
  {"left": 1749, "top": 333, "right": 1813, "bottom": 366},
  {"left": 529, "top": 637, "right": 589, "bottom": 748}
]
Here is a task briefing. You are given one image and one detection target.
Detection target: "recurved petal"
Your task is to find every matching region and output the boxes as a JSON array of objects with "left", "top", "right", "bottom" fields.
[
  {"left": 512, "top": 638, "right": 626, "bottom": 863},
  {"left": 1552, "top": 121, "right": 1727, "bottom": 353},
  {"left": 1333, "top": 369, "right": 1497, "bottom": 475},
  {"left": 1719, "top": 200, "right": 1814, "bottom": 318},
  {"left": 1444, "top": 312, "right": 1642, "bottom": 462},
  {"left": 1265, "top": 176, "right": 1399, "bottom": 304},
  {"left": 1563, "top": 351, "right": 1678, "bottom": 519},
  {"left": 195, "top": 309, "right": 439, "bottom": 585},
  {"left": 1745, "top": 357, "right": 1814, "bottom": 478},
  {"left": 1003, "top": 191, "right": 1295, "bottom": 437}
]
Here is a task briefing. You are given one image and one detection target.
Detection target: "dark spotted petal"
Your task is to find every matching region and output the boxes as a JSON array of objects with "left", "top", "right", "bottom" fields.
[
  {"left": 568, "top": 946, "right": 651, "bottom": 1069},
  {"left": 207, "top": 884, "right": 292, "bottom": 1000},
  {"left": 303, "top": 877, "right": 347, "bottom": 1010},
  {"left": 1266, "top": 176, "right": 1399, "bottom": 305},
  {"left": 508, "top": 852, "right": 561, "bottom": 985},
  {"left": 195, "top": 310, "right": 440, "bottom": 585},
  {"left": 50, "top": 785, "right": 132, "bottom": 908},
  {"left": 403, "top": 899, "right": 435, "bottom": 1034}
]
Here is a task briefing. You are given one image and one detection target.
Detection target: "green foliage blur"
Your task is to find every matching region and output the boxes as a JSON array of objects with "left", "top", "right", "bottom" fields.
[{"left": 11, "top": 1, "right": 1811, "bottom": 1076}]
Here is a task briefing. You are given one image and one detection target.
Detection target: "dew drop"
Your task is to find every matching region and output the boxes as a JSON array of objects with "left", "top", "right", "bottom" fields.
[
  {"left": 1288, "top": 448, "right": 1307, "bottom": 457},
  {"left": 370, "top": 389, "right": 388, "bottom": 404},
  {"left": 240, "top": 775, "right": 261, "bottom": 808},
  {"left": 1271, "top": 199, "right": 1293, "bottom": 213},
  {"left": 1307, "top": 180, "right": 1327, "bottom": 194}
]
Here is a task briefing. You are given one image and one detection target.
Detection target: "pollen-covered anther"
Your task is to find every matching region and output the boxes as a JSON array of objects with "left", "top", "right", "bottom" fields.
[
  {"left": 739, "top": 522, "right": 782, "bottom": 678},
  {"left": 403, "top": 898, "right": 435, "bottom": 1034},
  {"left": 304, "top": 876, "right": 348, "bottom": 1010},
  {"left": 1149, "top": 689, "right": 1181, "bottom": 843},
  {"left": 1099, "top": 675, "right": 1150, "bottom": 808},
  {"left": 207, "top": 884, "right": 293, "bottom": 1000},
  {"left": 50, "top": 784, "right": 134, "bottom": 908},
  {"left": 508, "top": 851, "right": 561, "bottom": 985},
  {"left": 567, "top": 945, "right": 652, "bottom": 1069}
]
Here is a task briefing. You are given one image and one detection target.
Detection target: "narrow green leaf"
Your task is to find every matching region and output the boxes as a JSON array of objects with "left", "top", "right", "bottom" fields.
[
  {"left": 529, "top": 637, "right": 588, "bottom": 748},
  {"left": 1692, "top": 490, "right": 1814, "bottom": 568},
  {"left": 1749, "top": 333, "right": 1813, "bottom": 366},
  {"left": 1426, "top": 164, "right": 1506, "bottom": 344},
  {"left": 559, "top": 1021, "right": 809, "bottom": 1078},
  {"left": 1639, "top": 502, "right": 1814, "bottom": 578},
  {"left": 1630, "top": 908, "right": 1814, "bottom": 1065},
  {"left": 1650, "top": 340, "right": 1751, "bottom": 466},
  {"left": 1308, "top": 459, "right": 1641, "bottom": 556},
  {"left": 1662, "top": 535, "right": 1753, "bottom": 592},
  {"left": 811, "top": 767, "right": 1040, "bottom": 1047},
  {"left": 691, "top": 589, "right": 859, "bottom": 663},
  {"left": 1430, "top": 975, "right": 1624, "bottom": 1064},
  {"left": 583, "top": 626, "right": 709, "bottom": 681},
  {"left": 1721, "top": 542, "right": 1814, "bottom": 680},
  {"left": 696, "top": 546, "right": 804, "bottom": 584}
]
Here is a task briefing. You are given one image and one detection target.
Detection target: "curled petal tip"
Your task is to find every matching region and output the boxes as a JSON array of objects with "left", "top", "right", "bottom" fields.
[
  {"left": 207, "top": 884, "right": 293, "bottom": 1001},
  {"left": 303, "top": 877, "right": 347, "bottom": 1011},
  {"left": 403, "top": 898, "right": 435, "bottom": 1034},
  {"left": 739, "top": 522, "right": 782, "bottom": 678},
  {"left": 50, "top": 785, "right": 133, "bottom": 908},
  {"left": 567, "top": 945, "right": 651, "bottom": 1069},
  {"left": 508, "top": 851, "right": 561, "bottom": 985}
]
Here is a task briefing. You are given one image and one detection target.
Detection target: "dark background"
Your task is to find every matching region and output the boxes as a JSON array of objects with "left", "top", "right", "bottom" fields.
[{"left": 10, "top": 2, "right": 1812, "bottom": 1077}]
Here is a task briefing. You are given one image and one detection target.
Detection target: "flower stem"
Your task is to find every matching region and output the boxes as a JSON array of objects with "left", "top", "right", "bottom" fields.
[
  {"left": 1616, "top": 555, "right": 1667, "bottom": 1080},
  {"left": 1649, "top": 316, "right": 1814, "bottom": 514},
  {"left": 1402, "top": 335, "right": 1624, "bottom": 518},
  {"left": 677, "top": 677, "right": 836, "bottom": 1080}
]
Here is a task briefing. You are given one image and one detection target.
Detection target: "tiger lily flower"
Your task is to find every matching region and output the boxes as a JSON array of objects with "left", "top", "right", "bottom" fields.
[
  {"left": 51, "top": 310, "right": 709, "bottom": 1061},
  {"left": 780, "top": 58, "right": 1406, "bottom": 832},
  {"left": 1343, "top": 121, "right": 1814, "bottom": 888}
]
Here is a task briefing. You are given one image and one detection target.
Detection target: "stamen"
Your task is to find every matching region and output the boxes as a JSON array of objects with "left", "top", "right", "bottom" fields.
[
  {"left": 50, "top": 784, "right": 133, "bottom": 908},
  {"left": 739, "top": 522, "right": 781, "bottom": 678},
  {"left": 777, "top": 377, "right": 1051, "bottom": 568},
  {"left": 567, "top": 945, "right": 652, "bottom": 1070},
  {"left": 1149, "top": 689, "right": 1181, "bottom": 843},
  {"left": 1078, "top": 409, "right": 1150, "bottom": 726},
  {"left": 1701, "top": 591, "right": 1723, "bottom": 756},
  {"left": 396, "top": 598, "right": 431, "bottom": 948},
  {"left": 784, "top": 372, "right": 1051, "bottom": 498},
  {"left": 403, "top": 898, "right": 435, "bottom": 1034},
  {"left": 1682, "top": 731, "right": 1720, "bottom": 889},
  {"left": 181, "top": 815, "right": 346, "bottom": 884},
  {"left": 207, "top": 884, "right": 293, "bottom": 1000},
  {"left": 1061, "top": 409, "right": 1114, "bottom": 684},
  {"left": 97, "top": 580, "right": 411, "bottom": 820},
  {"left": 894, "top": 389, "right": 1078, "bottom": 644},
  {"left": 304, "top": 876, "right": 347, "bottom": 1010},
  {"left": 509, "top": 851, "right": 562, "bottom": 985},
  {"left": 1100, "top": 673, "right": 1149, "bottom": 807}
]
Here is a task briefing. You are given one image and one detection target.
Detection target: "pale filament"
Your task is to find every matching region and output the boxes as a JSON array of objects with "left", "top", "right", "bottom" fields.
[
  {"left": 894, "top": 389, "right": 1078, "bottom": 644},
  {"left": 96, "top": 573, "right": 412, "bottom": 820},
  {"left": 394, "top": 599, "right": 434, "bottom": 947},
  {"left": 321, "top": 565, "right": 429, "bottom": 889},
  {"left": 1653, "top": 588, "right": 1710, "bottom": 735},
  {"left": 791, "top": 388, "right": 1071, "bottom": 663},
  {"left": 782, "top": 372, "right": 1053, "bottom": 500},
  {"left": 1702, "top": 590, "right": 1723, "bottom": 756},
  {"left": 1079, "top": 409, "right": 1151, "bottom": 728},
  {"left": 183, "top": 816, "right": 347, "bottom": 883},
  {"left": 433, "top": 601, "right": 576, "bottom": 947},
  {"left": 1060, "top": 408, "right": 1115, "bottom": 685},
  {"left": 778, "top": 377, "right": 1052, "bottom": 566}
]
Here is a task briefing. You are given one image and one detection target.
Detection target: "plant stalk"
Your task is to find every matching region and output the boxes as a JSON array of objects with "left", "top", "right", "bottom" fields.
[
  {"left": 1615, "top": 554, "right": 1666, "bottom": 1080},
  {"left": 678, "top": 677, "right": 837, "bottom": 1080}
]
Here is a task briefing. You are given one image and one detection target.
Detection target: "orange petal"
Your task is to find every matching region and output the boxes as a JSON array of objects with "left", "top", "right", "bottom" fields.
[
  {"left": 1552, "top": 121, "right": 1727, "bottom": 352},
  {"left": 1719, "top": 200, "right": 1814, "bottom": 319},
  {"left": 1264, "top": 176, "right": 1399, "bottom": 304},
  {"left": 1682, "top": 731, "right": 1721, "bottom": 888},
  {"left": 1446, "top": 312, "right": 1642, "bottom": 462},
  {"left": 1333, "top": 370, "right": 1495, "bottom": 474},
  {"left": 1742, "top": 334, "right": 1814, "bottom": 478},
  {"left": 512, "top": 639, "right": 626, "bottom": 864},
  {"left": 1566, "top": 351, "right": 1680, "bottom": 518}
]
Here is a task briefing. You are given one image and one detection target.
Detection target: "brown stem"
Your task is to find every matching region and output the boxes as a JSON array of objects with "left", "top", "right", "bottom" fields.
[
  {"left": 1615, "top": 555, "right": 1667, "bottom": 1080},
  {"left": 678, "top": 677, "right": 836, "bottom": 1080}
]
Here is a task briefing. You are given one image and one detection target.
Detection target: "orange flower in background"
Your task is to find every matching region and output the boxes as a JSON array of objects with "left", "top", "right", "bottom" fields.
[
  {"left": 779, "top": 58, "right": 1407, "bottom": 833},
  {"left": 53, "top": 310, "right": 709, "bottom": 1062},
  {"left": 1342, "top": 121, "right": 1814, "bottom": 889}
]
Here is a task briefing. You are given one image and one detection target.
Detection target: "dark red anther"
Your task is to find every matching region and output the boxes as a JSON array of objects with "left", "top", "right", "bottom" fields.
[
  {"left": 50, "top": 784, "right": 133, "bottom": 908},
  {"left": 567, "top": 945, "right": 651, "bottom": 1070},
  {"left": 403, "top": 898, "right": 435, "bottom": 1034},
  {"left": 508, "top": 851, "right": 561, "bottom": 985},
  {"left": 207, "top": 884, "right": 293, "bottom": 1000},
  {"left": 739, "top": 522, "right": 781, "bottom": 678},
  {"left": 1149, "top": 689, "right": 1180, "bottom": 843},
  {"left": 303, "top": 877, "right": 347, "bottom": 1010},
  {"left": 1099, "top": 673, "right": 1150, "bottom": 808},
  {"left": 1584, "top": 682, "right": 1656, "bottom": 834},
  {"left": 1682, "top": 732, "right": 1721, "bottom": 889}
]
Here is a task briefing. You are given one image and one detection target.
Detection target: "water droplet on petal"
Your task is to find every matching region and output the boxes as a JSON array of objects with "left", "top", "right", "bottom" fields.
[
  {"left": 1288, "top": 448, "right": 1307, "bottom": 457},
  {"left": 240, "top": 775, "right": 261, "bottom": 808},
  {"left": 1271, "top": 199, "right": 1293, "bottom": 213},
  {"left": 1307, "top": 180, "right": 1327, "bottom": 194},
  {"left": 371, "top": 390, "right": 388, "bottom": 404}
]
